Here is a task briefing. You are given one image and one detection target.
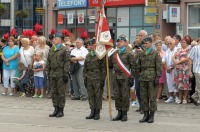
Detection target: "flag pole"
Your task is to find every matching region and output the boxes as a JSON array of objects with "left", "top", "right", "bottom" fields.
[
  {"left": 101, "top": 0, "right": 112, "bottom": 120},
  {"left": 106, "top": 53, "right": 112, "bottom": 120}
]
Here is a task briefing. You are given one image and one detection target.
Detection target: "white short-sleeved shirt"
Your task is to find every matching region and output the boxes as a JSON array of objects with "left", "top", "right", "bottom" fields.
[
  {"left": 162, "top": 47, "right": 177, "bottom": 68},
  {"left": 70, "top": 46, "right": 88, "bottom": 66},
  {"left": 20, "top": 46, "right": 35, "bottom": 67},
  {"left": 189, "top": 45, "right": 200, "bottom": 73},
  {"left": 33, "top": 60, "right": 45, "bottom": 77}
]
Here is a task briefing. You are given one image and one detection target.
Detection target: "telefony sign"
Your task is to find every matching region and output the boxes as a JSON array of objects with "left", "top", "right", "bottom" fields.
[{"left": 57, "top": 0, "right": 88, "bottom": 9}]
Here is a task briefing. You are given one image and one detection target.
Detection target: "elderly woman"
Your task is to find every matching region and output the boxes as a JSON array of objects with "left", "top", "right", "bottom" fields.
[
  {"left": 1, "top": 37, "right": 20, "bottom": 95},
  {"left": 173, "top": 36, "right": 191, "bottom": 104},
  {"left": 155, "top": 40, "right": 166, "bottom": 102},
  {"left": 20, "top": 38, "right": 35, "bottom": 68}
]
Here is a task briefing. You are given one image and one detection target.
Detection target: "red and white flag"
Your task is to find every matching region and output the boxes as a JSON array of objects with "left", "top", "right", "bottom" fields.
[{"left": 95, "top": 9, "right": 113, "bottom": 59}]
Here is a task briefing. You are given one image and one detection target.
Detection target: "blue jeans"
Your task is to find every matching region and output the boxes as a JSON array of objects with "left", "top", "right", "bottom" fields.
[{"left": 135, "top": 75, "right": 142, "bottom": 108}]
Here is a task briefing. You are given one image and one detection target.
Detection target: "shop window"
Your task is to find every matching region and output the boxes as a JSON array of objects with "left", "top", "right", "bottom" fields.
[
  {"left": 188, "top": 4, "right": 200, "bottom": 38},
  {"left": 144, "top": 27, "right": 154, "bottom": 35},
  {"left": 117, "top": 28, "right": 129, "bottom": 39},
  {"left": 130, "top": 7, "right": 143, "bottom": 27},
  {"left": 107, "top": 8, "right": 117, "bottom": 27},
  {"left": 188, "top": 29, "right": 200, "bottom": 39},
  {"left": 117, "top": 7, "right": 129, "bottom": 26},
  {"left": 129, "top": 27, "right": 142, "bottom": 44}
]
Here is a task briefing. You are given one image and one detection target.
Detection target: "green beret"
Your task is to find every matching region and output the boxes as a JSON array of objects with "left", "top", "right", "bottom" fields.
[
  {"left": 143, "top": 37, "right": 152, "bottom": 43},
  {"left": 54, "top": 33, "right": 63, "bottom": 39},
  {"left": 117, "top": 36, "right": 127, "bottom": 42},
  {"left": 88, "top": 39, "right": 95, "bottom": 45}
]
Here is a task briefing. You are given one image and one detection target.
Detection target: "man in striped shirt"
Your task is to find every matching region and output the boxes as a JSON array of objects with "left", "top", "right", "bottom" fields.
[{"left": 188, "top": 44, "right": 200, "bottom": 106}]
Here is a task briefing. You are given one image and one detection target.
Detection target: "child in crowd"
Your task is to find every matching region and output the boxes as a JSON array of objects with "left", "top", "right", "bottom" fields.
[
  {"left": 32, "top": 52, "right": 45, "bottom": 98},
  {"left": 16, "top": 62, "right": 28, "bottom": 97}
]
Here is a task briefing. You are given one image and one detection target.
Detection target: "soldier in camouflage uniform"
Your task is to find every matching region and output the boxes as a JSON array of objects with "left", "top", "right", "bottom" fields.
[
  {"left": 110, "top": 35, "right": 134, "bottom": 122},
  {"left": 83, "top": 39, "right": 106, "bottom": 120},
  {"left": 133, "top": 37, "right": 162, "bottom": 123},
  {"left": 46, "top": 33, "right": 70, "bottom": 118}
]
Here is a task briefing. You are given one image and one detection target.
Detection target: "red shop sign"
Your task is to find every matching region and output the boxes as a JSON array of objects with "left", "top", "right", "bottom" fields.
[{"left": 89, "top": 0, "right": 145, "bottom": 7}]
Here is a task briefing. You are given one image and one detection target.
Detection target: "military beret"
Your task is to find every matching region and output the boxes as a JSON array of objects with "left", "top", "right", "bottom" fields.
[
  {"left": 53, "top": 33, "right": 63, "bottom": 39},
  {"left": 88, "top": 39, "right": 95, "bottom": 45},
  {"left": 117, "top": 36, "right": 127, "bottom": 42},
  {"left": 143, "top": 37, "right": 152, "bottom": 43}
]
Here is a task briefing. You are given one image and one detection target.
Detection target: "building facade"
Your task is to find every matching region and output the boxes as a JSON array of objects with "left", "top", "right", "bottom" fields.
[
  {"left": 14, "top": 0, "right": 43, "bottom": 35},
  {"left": 0, "top": 0, "right": 14, "bottom": 36},
  {"left": 50, "top": 0, "right": 155, "bottom": 42},
  {"left": 158, "top": 0, "right": 200, "bottom": 39}
]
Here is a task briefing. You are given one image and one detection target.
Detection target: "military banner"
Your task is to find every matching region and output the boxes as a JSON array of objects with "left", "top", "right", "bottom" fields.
[{"left": 95, "top": 9, "right": 113, "bottom": 59}]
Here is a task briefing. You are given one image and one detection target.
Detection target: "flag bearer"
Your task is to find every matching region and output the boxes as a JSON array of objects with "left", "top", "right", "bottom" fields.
[{"left": 83, "top": 39, "right": 106, "bottom": 120}]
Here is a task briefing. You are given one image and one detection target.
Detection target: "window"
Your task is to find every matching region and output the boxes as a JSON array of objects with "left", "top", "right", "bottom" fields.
[
  {"left": 107, "top": 8, "right": 117, "bottom": 27},
  {"left": 188, "top": 3, "right": 200, "bottom": 38},
  {"left": 1, "top": 3, "right": 10, "bottom": 19}
]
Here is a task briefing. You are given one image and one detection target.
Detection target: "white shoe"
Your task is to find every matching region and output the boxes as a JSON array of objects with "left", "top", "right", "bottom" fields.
[
  {"left": 175, "top": 97, "right": 180, "bottom": 104},
  {"left": 9, "top": 93, "right": 14, "bottom": 96},
  {"left": 2, "top": 92, "right": 7, "bottom": 95},
  {"left": 131, "top": 101, "right": 138, "bottom": 107},
  {"left": 165, "top": 97, "right": 174, "bottom": 103},
  {"left": 176, "top": 100, "right": 181, "bottom": 104}
]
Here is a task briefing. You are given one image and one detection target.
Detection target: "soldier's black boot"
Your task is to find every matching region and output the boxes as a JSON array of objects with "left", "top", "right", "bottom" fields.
[
  {"left": 86, "top": 109, "right": 95, "bottom": 119},
  {"left": 94, "top": 109, "right": 100, "bottom": 120},
  {"left": 113, "top": 110, "right": 122, "bottom": 121},
  {"left": 139, "top": 111, "right": 149, "bottom": 123},
  {"left": 121, "top": 111, "right": 128, "bottom": 122},
  {"left": 56, "top": 107, "right": 64, "bottom": 118},
  {"left": 148, "top": 112, "right": 154, "bottom": 123},
  {"left": 49, "top": 106, "right": 58, "bottom": 117}
]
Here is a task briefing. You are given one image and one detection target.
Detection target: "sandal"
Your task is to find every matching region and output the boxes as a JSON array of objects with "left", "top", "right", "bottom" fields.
[
  {"left": 156, "top": 99, "right": 160, "bottom": 103},
  {"left": 182, "top": 100, "right": 187, "bottom": 104}
]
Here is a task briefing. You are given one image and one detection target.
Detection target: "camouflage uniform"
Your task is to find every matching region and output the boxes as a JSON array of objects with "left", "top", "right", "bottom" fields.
[
  {"left": 110, "top": 48, "right": 134, "bottom": 121},
  {"left": 83, "top": 53, "right": 106, "bottom": 120},
  {"left": 46, "top": 44, "right": 70, "bottom": 117},
  {"left": 134, "top": 42, "right": 162, "bottom": 123},
  {"left": 137, "top": 49, "right": 162, "bottom": 112}
]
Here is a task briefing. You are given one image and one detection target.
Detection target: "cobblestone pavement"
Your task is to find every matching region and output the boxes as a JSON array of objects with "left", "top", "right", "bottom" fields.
[{"left": 0, "top": 87, "right": 200, "bottom": 132}]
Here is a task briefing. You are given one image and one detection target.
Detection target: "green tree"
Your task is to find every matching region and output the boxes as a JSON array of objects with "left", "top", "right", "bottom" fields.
[{"left": 16, "top": 10, "right": 28, "bottom": 29}]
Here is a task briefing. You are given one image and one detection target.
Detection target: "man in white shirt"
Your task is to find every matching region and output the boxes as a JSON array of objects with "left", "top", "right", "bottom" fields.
[
  {"left": 162, "top": 38, "right": 180, "bottom": 103},
  {"left": 188, "top": 44, "right": 200, "bottom": 106},
  {"left": 70, "top": 38, "right": 88, "bottom": 100},
  {"left": 173, "top": 35, "right": 181, "bottom": 48}
]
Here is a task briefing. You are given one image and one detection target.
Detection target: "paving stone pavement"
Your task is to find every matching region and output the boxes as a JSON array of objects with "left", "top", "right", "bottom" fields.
[{"left": 0, "top": 86, "right": 200, "bottom": 132}]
